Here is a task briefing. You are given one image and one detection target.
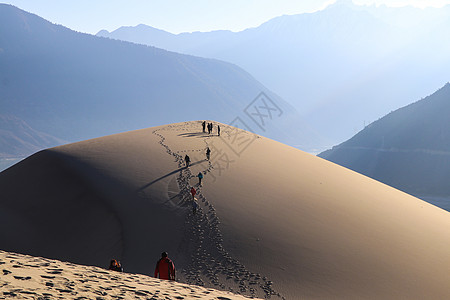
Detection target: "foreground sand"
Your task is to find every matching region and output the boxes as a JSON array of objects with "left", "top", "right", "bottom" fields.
[
  {"left": 0, "top": 121, "right": 449, "bottom": 299},
  {"left": 0, "top": 250, "right": 257, "bottom": 299}
]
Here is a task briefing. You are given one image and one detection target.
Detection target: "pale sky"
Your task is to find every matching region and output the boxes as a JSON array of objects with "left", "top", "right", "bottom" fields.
[{"left": 2, "top": 0, "right": 450, "bottom": 34}]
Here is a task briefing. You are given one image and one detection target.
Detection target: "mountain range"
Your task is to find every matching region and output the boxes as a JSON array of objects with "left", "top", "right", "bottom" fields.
[
  {"left": 0, "top": 114, "right": 65, "bottom": 159},
  {"left": 319, "top": 83, "right": 450, "bottom": 211},
  {"left": 98, "top": 0, "right": 450, "bottom": 144},
  {"left": 0, "top": 4, "right": 325, "bottom": 168}
]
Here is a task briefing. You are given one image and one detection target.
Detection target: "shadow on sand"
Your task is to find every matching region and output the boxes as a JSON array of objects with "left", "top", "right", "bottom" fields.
[
  {"left": 178, "top": 132, "right": 210, "bottom": 138},
  {"left": 137, "top": 161, "right": 205, "bottom": 192}
]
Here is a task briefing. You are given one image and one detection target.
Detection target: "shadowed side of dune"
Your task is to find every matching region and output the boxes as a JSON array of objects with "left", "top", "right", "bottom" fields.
[
  {"left": 0, "top": 150, "right": 123, "bottom": 265},
  {"left": 0, "top": 129, "right": 189, "bottom": 275}
]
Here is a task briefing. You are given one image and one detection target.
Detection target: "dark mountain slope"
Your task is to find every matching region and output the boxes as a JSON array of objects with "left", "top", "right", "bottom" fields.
[
  {"left": 0, "top": 114, "right": 65, "bottom": 159},
  {"left": 319, "top": 83, "right": 450, "bottom": 210},
  {"left": 0, "top": 4, "right": 324, "bottom": 158}
]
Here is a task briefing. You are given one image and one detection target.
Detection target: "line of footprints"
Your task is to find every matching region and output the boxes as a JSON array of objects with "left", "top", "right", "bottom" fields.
[{"left": 153, "top": 124, "right": 283, "bottom": 299}]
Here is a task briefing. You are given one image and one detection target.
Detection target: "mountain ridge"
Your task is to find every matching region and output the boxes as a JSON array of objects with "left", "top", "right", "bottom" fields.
[
  {"left": 0, "top": 4, "right": 326, "bottom": 165},
  {"left": 319, "top": 83, "right": 450, "bottom": 211},
  {"left": 97, "top": 2, "right": 450, "bottom": 144}
]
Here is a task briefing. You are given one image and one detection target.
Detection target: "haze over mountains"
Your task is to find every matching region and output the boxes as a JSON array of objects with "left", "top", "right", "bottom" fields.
[
  {"left": 98, "top": 0, "right": 450, "bottom": 144},
  {"left": 0, "top": 115, "right": 65, "bottom": 158},
  {"left": 0, "top": 4, "right": 325, "bottom": 168},
  {"left": 320, "top": 83, "right": 450, "bottom": 211}
]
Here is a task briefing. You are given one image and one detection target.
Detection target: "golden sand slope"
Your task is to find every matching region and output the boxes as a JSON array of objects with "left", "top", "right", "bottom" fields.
[
  {"left": 0, "top": 121, "right": 449, "bottom": 299},
  {"left": 0, "top": 250, "right": 256, "bottom": 299}
]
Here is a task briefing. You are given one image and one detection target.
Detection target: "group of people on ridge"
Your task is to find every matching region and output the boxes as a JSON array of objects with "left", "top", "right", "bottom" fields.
[{"left": 202, "top": 121, "right": 220, "bottom": 136}]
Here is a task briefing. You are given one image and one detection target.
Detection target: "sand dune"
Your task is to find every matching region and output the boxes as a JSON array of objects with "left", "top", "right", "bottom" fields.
[
  {"left": 0, "top": 121, "right": 449, "bottom": 299},
  {"left": 0, "top": 250, "right": 256, "bottom": 299}
]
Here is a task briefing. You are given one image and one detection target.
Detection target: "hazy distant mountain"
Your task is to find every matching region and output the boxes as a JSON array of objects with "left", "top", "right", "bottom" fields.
[
  {"left": 0, "top": 115, "right": 65, "bottom": 159},
  {"left": 0, "top": 4, "right": 326, "bottom": 163},
  {"left": 319, "top": 83, "right": 450, "bottom": 211},
  {"left": 98, "top": 0, "right": 450, "bottom": 145}
]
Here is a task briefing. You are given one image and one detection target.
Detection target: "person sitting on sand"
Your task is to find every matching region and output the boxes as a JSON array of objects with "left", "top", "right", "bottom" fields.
[
  {"left": 154, "top": 252, "right": 175, "bottom": 281},
  {"left": 108, "top": 259, "right": 123, "bottom": 272},
  {"left": 185, "top": 154, "right": 190, "bottom": 167}
]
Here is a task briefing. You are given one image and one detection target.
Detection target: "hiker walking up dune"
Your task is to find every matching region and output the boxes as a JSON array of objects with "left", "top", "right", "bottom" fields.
[
  {"left": 185, "top": 154, "right": 190, "bottom": 167},
  {"left": 202, "top": 121, "right": 206, "bottom": 133},
  {"left": 197, "top": 172, "right": 204, "bottom": 186},
  {"left": 192, "top": 199, "right": 198, "bottom": 214},
  {"left": 217, "top": 125, "right": 220, "bottom": 136},
  {"left": 206, "top": 147, "right": 211, "bottom": 161},
  {"left": 154, "top": 252, "right": 176, "bottom": 281},
  {"left": 190, "top": 187, "right": 197, "bottom": 200}
]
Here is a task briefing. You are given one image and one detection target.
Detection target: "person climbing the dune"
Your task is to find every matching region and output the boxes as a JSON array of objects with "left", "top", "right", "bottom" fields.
[
  {"left": 206, "top": 147, "right": 211, "bottom": 161},
  {"left": 185, "top": 154, "right": 190, "bottom": 167},
  {"left": 108, "top": 259, "right": 123, "bottom": 272},
  {"left": 197, "top": 172, "right": 204, "bottom": 185},
  {"left": 154, "top": 252, "right": 176, "bottom": 281},
  {"left": 190, "top": 186, "right": 197, "bottom": 200},
  {"left": 192, "top": 199, "right": 198, "bottom": 214},
  {"left": 217, "top": 125, "right": 220, "bottom": 136},
  {"left": 202, "top": 121, "right": 206, "bottom": 133}
]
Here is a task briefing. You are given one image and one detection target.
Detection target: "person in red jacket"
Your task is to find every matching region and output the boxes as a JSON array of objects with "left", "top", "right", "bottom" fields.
[
  {"left": 154, "top": 252, "right": 176, "bottom": 280},
  {"left": 190, "top": 187, "right": 196, "bottom": 200}
]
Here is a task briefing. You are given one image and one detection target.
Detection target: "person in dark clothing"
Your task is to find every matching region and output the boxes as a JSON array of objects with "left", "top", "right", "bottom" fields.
[
  {"left": 197, "top": 172, "right": 204, "bottom": 185},
  {"left": 206, "top": 147, "right": 211, "bottom": 161},
  {"left": 185, "top": 154, "right": 190, "bottom": 167},
  {"left": 217, "top": 125, "right": 220, "bottom": 136},
  {"left": 192, "top": 200, "right": 198, "bottom": 214},
  {"left": 108, "top": 259, "right": 123, "bottom": 272},
  {"left": 202, "top": 121, "right": 206, "bottom": 133},
  {"left": 154, "top": 252, "right": 175, "bottom": 280},
  {"left": 209, "top": 123, "right": 213, "bottom": 134}
]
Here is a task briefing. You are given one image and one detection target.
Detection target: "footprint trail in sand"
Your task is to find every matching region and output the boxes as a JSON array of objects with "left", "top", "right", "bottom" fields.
[{"left": 153, "top": 122, "right": 283, "bottom": 299}]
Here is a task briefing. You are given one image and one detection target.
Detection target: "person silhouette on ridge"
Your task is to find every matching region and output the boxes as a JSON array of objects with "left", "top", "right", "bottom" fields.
[{"left": 185, "top": 154, "right": 190, "bottom": 167}]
